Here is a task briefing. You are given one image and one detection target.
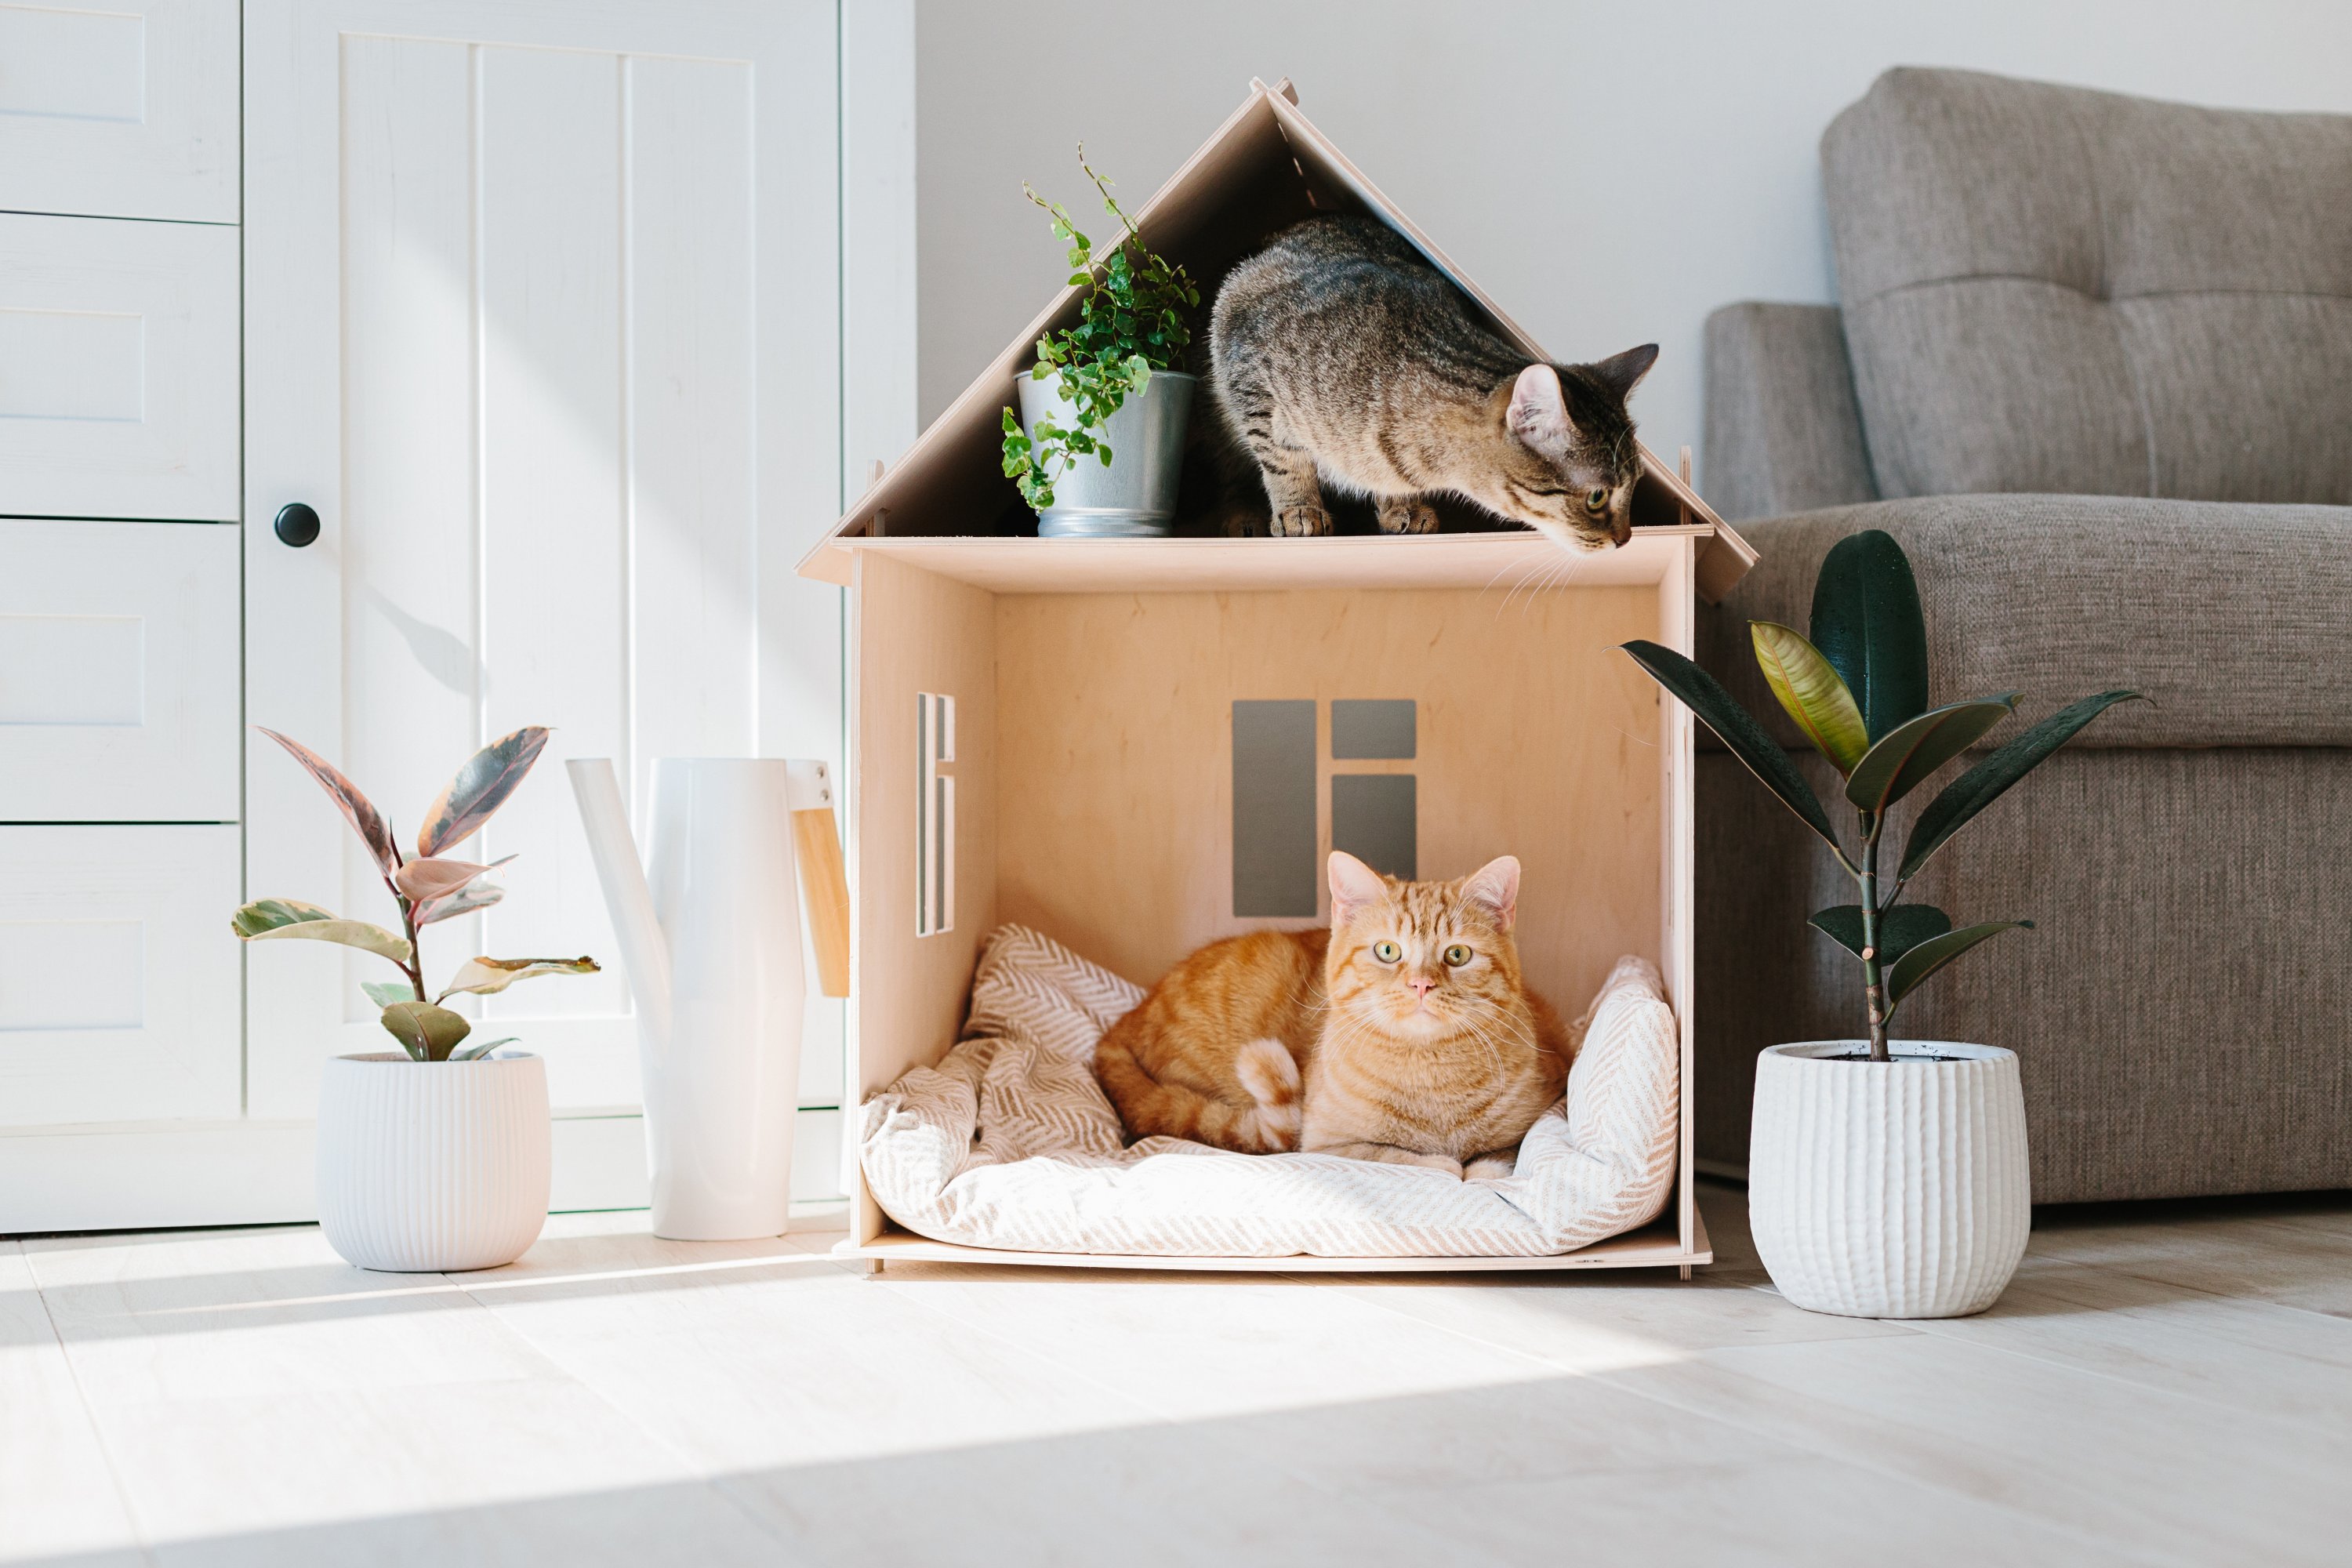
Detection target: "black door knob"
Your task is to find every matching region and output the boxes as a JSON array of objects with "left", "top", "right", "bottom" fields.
[{"left": 274, "top": 503, "right": 321, "bottom": 547}]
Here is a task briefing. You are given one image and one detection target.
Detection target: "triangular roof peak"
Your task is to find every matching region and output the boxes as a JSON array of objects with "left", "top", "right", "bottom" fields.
[{"left": 804, "top": 77, "right": 1753, "bottom": 597}]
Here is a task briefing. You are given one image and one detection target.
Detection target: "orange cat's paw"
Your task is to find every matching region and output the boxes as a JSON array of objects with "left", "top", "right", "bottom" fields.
[
  {"left": 1234, "top": 1038, "right": 1303, "bottom": 1152},
  {"left": 1233, "top": 1038, "right": 1301, "bottom": 1106},
  {"left": 1246, "top": 1103, "right": 1301, "bottom": 1152},
  {"left": 1465, "top": 1154, "right": 1516, "bottom": 1181}
]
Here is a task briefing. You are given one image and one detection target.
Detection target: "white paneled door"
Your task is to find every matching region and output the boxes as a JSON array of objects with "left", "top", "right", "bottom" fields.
[{"left": 243, "top": 2, "right": 845, "bottom": 1168}]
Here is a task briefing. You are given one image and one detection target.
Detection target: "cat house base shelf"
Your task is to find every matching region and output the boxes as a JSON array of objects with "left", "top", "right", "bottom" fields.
[
  {"left": 804, "top": 78, "right": 1748, "bottom": 1279},
  {"left": 836, "top": 1212, "right": 1710, "bottom": 1276}
]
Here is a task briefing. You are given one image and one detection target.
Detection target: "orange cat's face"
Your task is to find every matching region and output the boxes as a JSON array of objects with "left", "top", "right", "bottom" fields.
[{"left": 1324, "top": 852, "right": 1526, "bottom": 1042}]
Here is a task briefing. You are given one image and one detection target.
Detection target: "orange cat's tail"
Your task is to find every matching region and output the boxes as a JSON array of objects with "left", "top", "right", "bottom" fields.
[
  {"left": 1232, "top": 1037, "right": 1302, "bottom": 1149},
  {"left": 1095, "top": 1031, "right": 1301, "bottom": 1153}
]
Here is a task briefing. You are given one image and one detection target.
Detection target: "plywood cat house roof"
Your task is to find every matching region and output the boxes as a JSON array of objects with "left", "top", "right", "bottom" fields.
[{"left": 800, "top": 77, "right": 1756, "bottom": 600}]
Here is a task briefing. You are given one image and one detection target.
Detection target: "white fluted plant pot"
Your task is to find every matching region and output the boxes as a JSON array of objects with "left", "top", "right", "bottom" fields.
[
  {"left": 316, "top": 1051, "right": 551, "bottom": 1272},
  {"left": 1748, "top": 1040, "right": 2030, "bottom": 1319}
]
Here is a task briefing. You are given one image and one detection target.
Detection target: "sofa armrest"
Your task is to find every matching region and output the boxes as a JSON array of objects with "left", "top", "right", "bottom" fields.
[
  {"left": 1700, "top": 495, "right": 2352, "bottom": 750},
  {"left": 1703, "top": 303, "right": 1878, "bottom": 522}
]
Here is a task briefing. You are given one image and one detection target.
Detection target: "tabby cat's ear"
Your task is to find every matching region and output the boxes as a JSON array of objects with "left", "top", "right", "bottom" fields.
[
  {"left": 1460, "top": 856, "right": 1521, "bottom": 931},
  {"left": 1328, "top": 851, "right": 1387, "bottom": 921},
  {"left": 1592, "top": 343, "right": 1659, "bottom": 401},
  {"left": 1506, "top": 365, "right": 1573, "bottom": 456}
]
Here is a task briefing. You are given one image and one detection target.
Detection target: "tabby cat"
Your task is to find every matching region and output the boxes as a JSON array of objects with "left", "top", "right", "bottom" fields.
[
  {"left": 1207, "top": 215, "right": 1657, "bottom": 548},
  {"left": 1092, "top": 851, "right": 1571, "bottom": 1177}
]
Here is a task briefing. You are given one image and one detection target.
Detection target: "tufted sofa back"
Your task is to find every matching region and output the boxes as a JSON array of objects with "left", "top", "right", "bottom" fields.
[{"left": 1823, "top": 67, "right": 2352, "bottom": 506}]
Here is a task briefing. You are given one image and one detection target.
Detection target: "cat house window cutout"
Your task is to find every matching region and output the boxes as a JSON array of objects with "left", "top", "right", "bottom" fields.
[
  {"left": 1233, "top": 698, "right": 1418, "bottom": 917},
  {"left": 916, "top": 691, "right": 954, "bottom": 937},
  {"left": 800, "top": 76, "right": 1755, "bottom": 1279}
]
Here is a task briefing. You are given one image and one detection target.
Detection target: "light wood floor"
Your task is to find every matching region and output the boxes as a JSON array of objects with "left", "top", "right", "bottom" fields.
[{"left": 7, "top": 1180, "right": 2351, "bottom": 1566}]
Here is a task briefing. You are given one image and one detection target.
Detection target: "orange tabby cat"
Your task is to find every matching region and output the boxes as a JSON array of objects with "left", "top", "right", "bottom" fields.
[{"left": 1093, "top": 851, "right": 1571, "bottom": 1175}]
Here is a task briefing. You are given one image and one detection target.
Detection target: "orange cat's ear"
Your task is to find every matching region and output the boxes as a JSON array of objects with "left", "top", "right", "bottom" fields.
[
  {"left": 1461, "top": 856, "right": 1521, "bottom": 931},
  {"left": 1328, "top": 851, "right": 1385, "bottom": 922}
]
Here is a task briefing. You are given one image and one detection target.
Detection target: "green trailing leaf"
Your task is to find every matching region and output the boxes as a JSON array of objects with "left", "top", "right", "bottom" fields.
[
  {"left": 1807, "top": 903, "right": 1953, "bottom": 964},
  {"left": 379, "top": 1000, "right": 473, "bottom": 1062},
  {"left": 451, "top": 1036, "right": 519, "bottom": 1062},
  {"left": 437, "top": 955, "right": 601, "bottom": 1002},
  {"left": 1886, "top": 920, "right": 2034, "bottom": 1009},
  {"left": 1750, "top": 622, "right": 1870, "bottom": 774},
  {"left": 416, "top": 880, "right": 505, "bottom": 927},
  {"left": 1843, "top": 695, "right": 2020, "bottom": 813},
  {"left": 998, "top": 149, "right": 1198, "bottom": 516},
  {"left": 1900, "top": 690, "right": 2143, "bottom": 880},
  {"left": 393, "top": 854, "right": 514, "bottom": 903},
  {"left": 231, "top": 897, "right": 337, "bottom": 939},
  {"left": 256, "top": 728, "right": 401, "bottom": 877},
  {"left": 1621, "top": 640, "right": 1842, "bottom": 855},
  {"left": 239, "top": 912, "right": 412, "bottom": 965},
  {"left": 416, "top": 728, "right": 549, "bottom": 858},
  {"left": 361, "top": 979, "right": 419, "bottom": 1009},
  {"left": 1809, "top": 530, "right": 1929, "bottom": 740}
]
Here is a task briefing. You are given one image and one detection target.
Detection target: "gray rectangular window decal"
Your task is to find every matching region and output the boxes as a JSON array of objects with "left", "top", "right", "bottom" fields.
[
  {"left": 1330, "top": 699, "right": 1416, "bottom": 760},
  {"left": 1232, "top": 699, "right": 1317, "bottom": 917},
  {"left": 1332, "top": 773, "right": 1416, "bottom": 880}
]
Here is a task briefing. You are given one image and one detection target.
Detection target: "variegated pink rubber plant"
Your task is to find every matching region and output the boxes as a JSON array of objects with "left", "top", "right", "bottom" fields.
[{"left": 233, "top": 726, "right": 599, "bottom": 1062}]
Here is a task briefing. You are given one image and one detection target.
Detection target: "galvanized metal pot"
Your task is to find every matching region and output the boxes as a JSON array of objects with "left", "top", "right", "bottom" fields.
[{"left": 1016, "top": 368, "right": 1195, "bottom": 537}]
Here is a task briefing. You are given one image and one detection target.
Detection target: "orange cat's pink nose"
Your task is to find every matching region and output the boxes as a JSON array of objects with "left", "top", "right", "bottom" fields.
[{"left": 1407, "top": 977, "right": 1436, "bottom": 1000}]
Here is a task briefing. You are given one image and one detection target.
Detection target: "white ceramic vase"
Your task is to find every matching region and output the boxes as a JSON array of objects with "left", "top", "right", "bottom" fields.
[
  {"left": 1748, "top": 1040, "right": 2030, "bottom": 1319},
  {"left": 569, "top": 757, "right": 808, "bottom": 1241},
  {"left": 315, "top": 1051, "right": 550, "bottom": 1272}
]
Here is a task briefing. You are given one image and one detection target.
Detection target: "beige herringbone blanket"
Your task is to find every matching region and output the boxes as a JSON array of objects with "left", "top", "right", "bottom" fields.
[{"left": 858, "top": 926, "right": 1679, "bottom": 1258}]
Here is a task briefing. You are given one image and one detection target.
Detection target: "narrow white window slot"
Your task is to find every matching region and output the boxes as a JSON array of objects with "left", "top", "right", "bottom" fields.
[{"left": 916, "top": 691, "right": 956, "bottom": 936}]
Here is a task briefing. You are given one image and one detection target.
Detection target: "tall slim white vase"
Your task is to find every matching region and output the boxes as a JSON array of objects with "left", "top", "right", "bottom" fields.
[{"left": 572, "top": 757, "right": 806, "bottom": 1240}]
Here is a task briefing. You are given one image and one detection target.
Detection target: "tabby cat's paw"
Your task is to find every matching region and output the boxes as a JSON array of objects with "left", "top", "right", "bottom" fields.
[
  {"left": 1377, "top": 499, "right": 1440, "bottom": 535},
  {"left": 1272, "top": 505, "right": 1333, "bottom": 537},
  {"left": 1465, "top": 1154, "right": 1516, "bottom": 1181}
]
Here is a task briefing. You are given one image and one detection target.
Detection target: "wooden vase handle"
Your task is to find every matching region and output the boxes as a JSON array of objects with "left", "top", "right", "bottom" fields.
[{"left": 793, "top": 804, "right": 852, "bottom": 999}]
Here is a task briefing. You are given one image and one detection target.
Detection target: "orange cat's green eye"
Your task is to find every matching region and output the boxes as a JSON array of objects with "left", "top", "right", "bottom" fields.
[
  {"left": 1443, "top": 943, "right": 1472, "bottom": 967},
  {"left": 1373, "top": 941, "right": 1401, "bottom": 964},
  {"left": 1584, "top": 488, "right": 1608, "bottom": 511}
]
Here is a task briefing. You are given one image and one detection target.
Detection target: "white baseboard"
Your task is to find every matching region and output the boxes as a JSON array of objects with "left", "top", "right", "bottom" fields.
[{"left": 0, "top": 1109, "right": 844, "bottom": 1236}]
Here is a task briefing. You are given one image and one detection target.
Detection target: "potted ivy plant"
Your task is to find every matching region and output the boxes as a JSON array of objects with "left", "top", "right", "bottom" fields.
[
  {"left": 1622, "top": 530, "right": 2137, "bottom": 1318},
  {"left": 234, "top": 725, "right": 597, "bottom": 1272},
  {"left": 1000, "top": 147, "right": 1200, "bottom": 537}
]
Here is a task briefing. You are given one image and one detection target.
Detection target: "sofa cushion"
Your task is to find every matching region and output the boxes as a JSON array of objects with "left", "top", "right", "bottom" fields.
[
  {"left": 1700, "top": 495, "right": 2352, "bottom": 750},
  {"left": 1823, "top": 68, "right": 2352, "bottom": 506},
  {"left": 1703, "top": 303, "right": 1878, "bottom": 522}
]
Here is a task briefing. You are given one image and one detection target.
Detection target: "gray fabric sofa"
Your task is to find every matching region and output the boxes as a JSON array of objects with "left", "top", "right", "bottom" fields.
[{"left": 1697, "top": 67, "right": 2352, "bottom": 1203}]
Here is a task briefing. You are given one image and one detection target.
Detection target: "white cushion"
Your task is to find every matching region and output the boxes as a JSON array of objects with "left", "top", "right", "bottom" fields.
[{"left": 857, "top": 925, "right": 1679, "bottom": 1258}]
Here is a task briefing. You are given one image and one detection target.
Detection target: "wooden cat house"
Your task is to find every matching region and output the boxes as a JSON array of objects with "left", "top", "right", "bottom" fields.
[{"left": 800, "top": 78, "right": 1755, "bottom": 1276}]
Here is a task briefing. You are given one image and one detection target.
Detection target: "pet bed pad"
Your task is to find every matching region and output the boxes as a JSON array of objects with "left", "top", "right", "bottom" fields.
[{"left": 857, "top": 925, "right": 1680, "bottom": 1258}]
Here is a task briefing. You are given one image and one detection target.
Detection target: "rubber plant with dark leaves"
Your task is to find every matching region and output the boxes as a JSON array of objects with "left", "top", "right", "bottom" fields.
[
  {"left": 1621, "top": 529, "right": 2140, "bottom": 1062},
  {"left": 231, "top": 727, "right": 598, "bottom": 1062}
]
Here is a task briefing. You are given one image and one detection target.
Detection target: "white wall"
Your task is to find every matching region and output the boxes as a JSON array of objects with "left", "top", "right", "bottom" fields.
[{"left": 915, "top": 0, "right": 2352, "bottom": 491}]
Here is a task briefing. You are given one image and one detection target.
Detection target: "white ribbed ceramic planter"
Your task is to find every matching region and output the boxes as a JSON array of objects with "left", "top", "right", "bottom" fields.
[
  {"left": 316, "top": 1051, "right": 550, "bottom": 1272},
  {"left": 1748, "top": 1040, "right": 2030, "bottom": 1319}
]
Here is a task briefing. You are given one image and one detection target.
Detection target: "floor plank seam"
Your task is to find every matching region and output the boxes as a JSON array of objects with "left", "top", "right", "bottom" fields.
[
  {"left": 1600, "top": 1365, "right": 2205, "bottom": 1568},
  {"left": 450, "top": 1266, "right": 833, "bottom": 1557},
  {"left": 1898, "top": 1307, "right": 2352, "bottom": 1437},
  {"left": 23, "top": 1250, "right": 159, "bottom": 1564},
  {"left": 857, "top": 1267, "right": 1227, "bottom": 1433},
  {"left": 2031, "top": 1243, "right": 2352, "bottom": 1327}
]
